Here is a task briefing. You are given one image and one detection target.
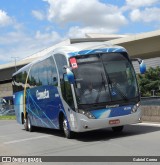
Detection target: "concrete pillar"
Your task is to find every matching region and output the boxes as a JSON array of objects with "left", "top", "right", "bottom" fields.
[{"left": 0, "top": 82, "right": 13, "bottom": 98}]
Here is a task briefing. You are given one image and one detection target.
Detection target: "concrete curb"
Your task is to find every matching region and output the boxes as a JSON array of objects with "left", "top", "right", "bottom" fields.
[{"left": 141, "top": 106, "right": 160, "bottom": 122}]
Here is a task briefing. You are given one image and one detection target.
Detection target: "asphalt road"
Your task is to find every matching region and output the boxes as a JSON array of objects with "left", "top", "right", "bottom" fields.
[{"left": 0, "top": 120, "right": 160, "bottom": 165}]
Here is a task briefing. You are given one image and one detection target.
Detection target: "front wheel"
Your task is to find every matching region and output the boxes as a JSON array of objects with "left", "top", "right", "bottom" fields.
[
  {"left": 112, "top": 126, "right": 124, "bottom": 132},
  {"left": 62, "top": 117, "right": 74, "bottom": 139}
]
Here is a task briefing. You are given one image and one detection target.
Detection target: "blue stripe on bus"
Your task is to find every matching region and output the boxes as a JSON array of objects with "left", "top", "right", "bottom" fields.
[
  {"left": 68, "top": 48, "right": 126, "bottom": 57},
  {"left": 26, "top": 90, "right": 58, "bottom": 128},
  {"left": 91, "top": 105, "right": 133, "bottom": 119},
  {"left": 13, "top": 85, "right": 66, "bottom": 129}
]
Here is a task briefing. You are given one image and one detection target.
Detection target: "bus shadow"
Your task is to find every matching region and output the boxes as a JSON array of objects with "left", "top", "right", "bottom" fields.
[
  {"left": 22, "top": 127, "right": 65, "bottom": 138},
  {"left": 22, "top": 124, "right": 160, "bottom": 142},
  {"left": 74, "top": 124, "right": 160, "bottom": 142}
]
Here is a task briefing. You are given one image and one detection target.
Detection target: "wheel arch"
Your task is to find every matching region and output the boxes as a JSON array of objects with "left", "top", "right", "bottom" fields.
[
  {"left": 58, "top": 111, "right": 65, "bottom": 130},
  {"left": 21, "top": 111, "right": 28, "bottom": 124}
]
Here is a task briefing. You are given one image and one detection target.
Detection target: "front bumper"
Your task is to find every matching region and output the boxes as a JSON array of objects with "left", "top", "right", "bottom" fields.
[{"left": 70, "top": 108, "right": 142, "bottom": 132}]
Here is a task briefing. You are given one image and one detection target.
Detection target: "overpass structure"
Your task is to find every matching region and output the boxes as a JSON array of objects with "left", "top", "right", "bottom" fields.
[{"left": 0, "top": 30, "right": 160, "bottom": 99}]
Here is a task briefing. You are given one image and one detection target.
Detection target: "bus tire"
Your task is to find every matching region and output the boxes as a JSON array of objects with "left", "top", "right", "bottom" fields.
[
  {"left": 24, "top": 116, "right": 28, "bottom": 131},
  {"left": 62, "top": 116, "right": 74, "bottom": 139},
  {"left": 27, "top": 115, "right": 33, "bottom": 132},
  {"left": 112, "top": 126, "right": 124, "bottom": 132}
]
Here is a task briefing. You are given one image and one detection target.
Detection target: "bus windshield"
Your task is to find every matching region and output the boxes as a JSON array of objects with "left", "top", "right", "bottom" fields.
[{"left": 72, "top": 53, "right": 139, "bottom": 106}]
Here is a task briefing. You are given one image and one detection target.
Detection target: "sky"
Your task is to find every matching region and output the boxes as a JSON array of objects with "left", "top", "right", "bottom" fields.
[{"left": 0, "top": 0, "right": 160, "bottom": 65}]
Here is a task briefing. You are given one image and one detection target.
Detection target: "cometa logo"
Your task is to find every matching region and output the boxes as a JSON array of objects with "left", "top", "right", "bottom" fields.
[{"left": 36, "top": 89, "right": 50, "bottom": 100}]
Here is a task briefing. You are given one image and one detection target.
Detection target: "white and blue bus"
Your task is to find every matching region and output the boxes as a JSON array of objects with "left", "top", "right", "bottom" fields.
[{"left": 12, "top": 42, "right": 146, "bottom": 138}]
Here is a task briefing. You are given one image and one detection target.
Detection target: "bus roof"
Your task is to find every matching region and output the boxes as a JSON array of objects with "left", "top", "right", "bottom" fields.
[
  {"left": 53, "top": 42, "right": 126, "bottom": 56},
  {"left": 12, "top": 42, "right": 126, "bottom": 76}
]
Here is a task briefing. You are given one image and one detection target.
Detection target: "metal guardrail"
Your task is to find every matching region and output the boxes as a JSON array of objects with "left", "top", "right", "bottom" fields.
[
  {"left": 0, "top": 104, "right": 15, "bottom": 116},
  {"left": 0, "top": 97, "right": 159, "bottom": 116},
  {"left": 141, "top": 97, "right": 160, "bottom": 106}
]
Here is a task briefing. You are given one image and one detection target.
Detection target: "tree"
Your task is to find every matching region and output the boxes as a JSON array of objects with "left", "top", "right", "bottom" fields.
[{"left": 137, "top": 66, "right": 160, "bottom": 97}]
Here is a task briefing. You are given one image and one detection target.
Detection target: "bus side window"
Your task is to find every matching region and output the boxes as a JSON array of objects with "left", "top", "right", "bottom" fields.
[
  {"left": 46, "top": 57, "right": 58, "bottom": 86},
  {"left": 27, "top": 64, "right": 38, "bottom": 88},
  {"left": 28, "top": 57, "right": 58, "bottom": 87},
  {"left": 63, "top": 74, "right": 74, "bottom": 109},
  {"left": 54, "top": 54, "right": 67, "bottom": 83},
  {"left": 12, "top": 76, "right": 17, "bottom": 93},
  {"left": 54, "top": 54, "right": 74, "bottom": 110}
]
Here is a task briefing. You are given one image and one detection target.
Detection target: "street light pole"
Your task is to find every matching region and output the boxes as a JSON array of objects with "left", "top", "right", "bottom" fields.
[{"left": 11, "top": 57, "right": 19, "bottom": 71}]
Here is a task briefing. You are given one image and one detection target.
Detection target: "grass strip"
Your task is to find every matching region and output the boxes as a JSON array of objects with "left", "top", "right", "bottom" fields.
[{"left": 0, "top": 115, "right": 16, "bottom": 120}]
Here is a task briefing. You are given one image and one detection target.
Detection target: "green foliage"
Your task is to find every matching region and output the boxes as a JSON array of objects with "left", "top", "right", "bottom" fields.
[{"left": 137, "top": 66, "right": 160, "bottom": 97}]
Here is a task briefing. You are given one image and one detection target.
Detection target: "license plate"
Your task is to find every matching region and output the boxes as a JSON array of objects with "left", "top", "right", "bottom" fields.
[{"left": 109, "top": 119, "right": 120, "bottom": 125}]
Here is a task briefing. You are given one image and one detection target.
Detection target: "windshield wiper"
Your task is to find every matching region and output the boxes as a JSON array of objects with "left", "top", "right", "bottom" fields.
[
  {"left": 98, "top": 54, "right": 128, "bottom": 102},
  {"left": 95, "top": 73, "right": 108, "bottom": 103},
  {"left": 111, "top": 82, "right": 128, "bottom": 101}
]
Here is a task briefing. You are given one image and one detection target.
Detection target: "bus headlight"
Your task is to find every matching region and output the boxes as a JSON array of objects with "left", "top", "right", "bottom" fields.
[
  {"left": 131, "top": 102, "right": 140, "bottom": 113},
  {"left": 78, "top": 109, "right": 95, "bottom": 119}
]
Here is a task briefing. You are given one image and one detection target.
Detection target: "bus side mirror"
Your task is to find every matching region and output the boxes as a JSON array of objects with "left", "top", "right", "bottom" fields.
[
  {"left": 139, "top": 60, "right": 146, "bottom": 74},
  {"left": 66, "top": 68, "right": 75, "bottom": 84},
  {"left": 131, "top": 58, "right": 146, "bottom": 74}
]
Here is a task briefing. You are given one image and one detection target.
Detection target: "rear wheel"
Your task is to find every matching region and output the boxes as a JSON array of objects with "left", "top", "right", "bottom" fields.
[
  {"left": 112, "top": 126, "right": 124, "bottom": 132},
  {"left": 62, "top": 116, "right": 74, "bottom": 139},
  {"left": 27, "top": 115, "right": 33, "bottom": 132},
  {"left": 24, "top": 115, "right": 33, "bottom": 132},
  {"left": 24, "top": 117, "right": 28, "bottom": 131}
]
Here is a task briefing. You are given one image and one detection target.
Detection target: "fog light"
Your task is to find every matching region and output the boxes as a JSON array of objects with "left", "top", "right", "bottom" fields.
[{"left": 83, "top": 125, "right": 88, "bottom": 129}]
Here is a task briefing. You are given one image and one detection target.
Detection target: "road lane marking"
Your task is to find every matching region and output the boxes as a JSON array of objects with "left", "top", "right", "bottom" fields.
[
  {"left": 4, "top": 135, "right": 52, "bottom": 145},
  {"left": 135, "top": 122, "right": 160, "bottom": 127},
  {"left": 2, "top": 122, "right": 160, "bottom": 145}
]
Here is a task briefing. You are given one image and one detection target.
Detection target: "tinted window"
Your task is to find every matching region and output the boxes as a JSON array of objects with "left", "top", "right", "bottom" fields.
[
  {"left": 27, "top": 56, "right": 58, "bottom": 88},
  {"left": 54, "top": 54, "right": 67, "bottom": 81},
  {"left": 44, "top": 57, "right": 58, "bottom": 86},
  {"left": 12, "top": 69, "right": 28, "bottom": 93},
  {"left": 54, "top": 54, "right": 74, "bottom": 109}
]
